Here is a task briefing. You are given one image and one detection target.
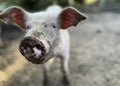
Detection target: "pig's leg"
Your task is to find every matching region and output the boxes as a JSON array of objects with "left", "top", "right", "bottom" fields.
[
  {"left": 43, "top": 63, "right": 50, "bottom": 86},
  {"left": 43, "top": 59, "right": 54, "bottom": 86},
  {"left": 60, "top": 50, "right": 70, "bottom": 85}
]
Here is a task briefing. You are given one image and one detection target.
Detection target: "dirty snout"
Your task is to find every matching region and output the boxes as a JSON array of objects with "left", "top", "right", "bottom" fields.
[{"left": 19, "top": 36, "right": 46, "bottom": 64}]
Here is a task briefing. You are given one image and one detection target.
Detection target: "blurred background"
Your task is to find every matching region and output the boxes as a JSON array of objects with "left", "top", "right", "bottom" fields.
[{"left": 0, "top": 0, "right": 120, "bottom": 86}]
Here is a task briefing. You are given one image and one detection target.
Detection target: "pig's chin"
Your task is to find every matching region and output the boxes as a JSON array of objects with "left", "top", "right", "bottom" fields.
[
  {"left": 25, "top": 54, "right": 45, "bottom": 64},
  {"left": 19, "top": 36, "right": 47, "bottom": 64},
  {"left": 25, "top": 56, "right": 44, "bottom": 64}
]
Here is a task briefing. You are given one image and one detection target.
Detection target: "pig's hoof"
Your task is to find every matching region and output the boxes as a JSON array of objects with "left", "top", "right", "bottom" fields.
[{"left": 62, "top": 76, "right": 70, "bottom": 86}]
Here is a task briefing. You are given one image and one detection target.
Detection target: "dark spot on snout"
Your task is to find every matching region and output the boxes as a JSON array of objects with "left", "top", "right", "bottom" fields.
[{"left": 19, "top": 36, "right": 46, "bottom": 64}]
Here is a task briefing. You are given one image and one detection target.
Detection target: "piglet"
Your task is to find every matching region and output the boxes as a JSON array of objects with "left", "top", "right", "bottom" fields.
[{"left": 0, "top": 5, "right": 86, "bottom": 86}]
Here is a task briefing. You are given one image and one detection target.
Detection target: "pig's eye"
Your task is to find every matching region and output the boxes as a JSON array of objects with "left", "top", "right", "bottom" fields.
[
  {"left": 52, "top": 25, "right": 56, "bottom": 28},
  {"left": 26, "top": 25, "right": 31, "bottom": 29}
]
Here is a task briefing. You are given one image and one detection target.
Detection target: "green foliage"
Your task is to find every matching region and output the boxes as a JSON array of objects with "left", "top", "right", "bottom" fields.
[
  {"left": 1, "top": 0, "right": 68, "bottom": 11},
  {"left": 19, "top": 0, "right": 68, "bottom": 11},
  {"left": 57, "top": 0, "right": 68, "bottom": 7},
  {"left": 19, "top": 0, "right": 53, "bottom": 11},
  {"left": 115, "top": 0, "right": 120, "bottom": 2}
]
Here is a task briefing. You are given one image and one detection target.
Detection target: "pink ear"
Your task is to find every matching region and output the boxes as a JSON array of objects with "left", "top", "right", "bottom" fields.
[
  {"left": 59, "top": 7, "right": 86, "bottom": 29},
  {"left": 0, "top": 7, "right": 26, "bottom": 29}
]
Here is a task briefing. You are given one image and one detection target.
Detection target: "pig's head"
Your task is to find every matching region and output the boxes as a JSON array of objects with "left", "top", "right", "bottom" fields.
[{"left": 0, "top": 6, "right": 86, "bottom": 64}]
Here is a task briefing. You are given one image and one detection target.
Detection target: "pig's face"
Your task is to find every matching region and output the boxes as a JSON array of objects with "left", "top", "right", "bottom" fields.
[
  {"left": 0, "top": 6, "right": 86, "bottom": 64},
  {"left": 19, "top": 12, "right": 61, "bottom": 64}
]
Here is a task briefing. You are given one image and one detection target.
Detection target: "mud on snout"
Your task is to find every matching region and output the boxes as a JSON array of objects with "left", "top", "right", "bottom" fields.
[{"left": 19, "top": 36, "right": 46, "bottom": 64}]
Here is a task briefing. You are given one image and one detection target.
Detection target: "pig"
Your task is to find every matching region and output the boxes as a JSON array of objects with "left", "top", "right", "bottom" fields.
[{"left": 0, "top": 5, "right": 86, "bottom": 86}]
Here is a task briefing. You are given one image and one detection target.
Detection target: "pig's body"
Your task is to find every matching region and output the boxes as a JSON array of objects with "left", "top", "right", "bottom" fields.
[
  {"left": 56, "top": 30, "right": 70, "bottom": 57},
  {"left": 0, "top": 5, "right": 86, "bottom": 86}
]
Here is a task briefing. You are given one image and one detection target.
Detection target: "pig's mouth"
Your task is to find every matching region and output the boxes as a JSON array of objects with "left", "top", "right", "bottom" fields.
[{"left": 19, "top": 36, "right": 46, "bottom": 64}]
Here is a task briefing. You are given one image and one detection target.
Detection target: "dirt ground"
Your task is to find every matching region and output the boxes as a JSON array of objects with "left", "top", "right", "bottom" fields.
[{"left": 0, "top": 12, "right": 120, "bottom": 86}]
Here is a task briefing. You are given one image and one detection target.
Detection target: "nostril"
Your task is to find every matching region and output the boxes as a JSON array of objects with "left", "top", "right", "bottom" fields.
[{"left": 26, "top": 47, "right": 32, "bottom": 54}]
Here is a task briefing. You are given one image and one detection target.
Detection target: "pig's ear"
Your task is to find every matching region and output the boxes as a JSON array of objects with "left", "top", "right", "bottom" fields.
[
  {"left": 59, "top": 7, "right": 86, "bottom": 29},
  {"left": 0, "top": 6, "right": 27, "bottom": 30}
]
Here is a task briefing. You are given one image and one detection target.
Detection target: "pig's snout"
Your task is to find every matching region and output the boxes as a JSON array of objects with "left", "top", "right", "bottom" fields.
[{"left": 19, "top": 36, "right": 46, "bottom": 64}]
